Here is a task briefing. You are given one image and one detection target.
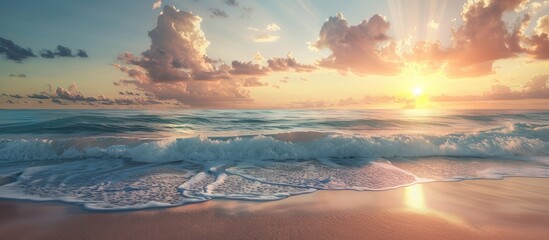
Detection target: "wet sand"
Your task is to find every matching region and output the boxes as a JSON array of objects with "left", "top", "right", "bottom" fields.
[{"left": 1, "top": 177, "right": 548, "bottom": 240}]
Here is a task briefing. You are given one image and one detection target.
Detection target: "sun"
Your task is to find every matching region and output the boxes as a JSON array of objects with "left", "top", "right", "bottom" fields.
[{"left": 413, "top": 87, "right": 423, "bottom": 97}]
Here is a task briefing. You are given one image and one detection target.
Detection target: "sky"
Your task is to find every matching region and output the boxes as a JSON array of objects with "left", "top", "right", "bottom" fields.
[{"left": 1, "top": 0, "right": 548, "bottom": 109}]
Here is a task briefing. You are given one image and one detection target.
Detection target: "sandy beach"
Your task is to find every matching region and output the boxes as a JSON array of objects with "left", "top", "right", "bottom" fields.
[{"left": 1, "top": 177, "right": 548, "bottom": 240}]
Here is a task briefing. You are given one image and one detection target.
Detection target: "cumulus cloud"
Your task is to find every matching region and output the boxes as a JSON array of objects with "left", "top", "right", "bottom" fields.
[
  {"left": 0, "top": 37, "right": 36, "bottom": 62},
  {"left": 210, "top": 8, "right": 228, "bottom": 18},
  {"left": 310, "top": 13, "right": 401, "bottom": 75},
  {"left": 526, "top": 15, "right": 549, "bottom": 59},
  {"left": 152, "top": 0, "right": 162, "bottom": 10},
  {"left": 307, "top": 0, "right": 543, "bottom": 78},
  {"left": 408, "top": 0, "right": 547, "bottom": 77},
  {"left": 119, "top": 6, "right": 220, "bottom": 82},
  {"left": 115, "top": 6, "right": 313, "bottom": 107}
]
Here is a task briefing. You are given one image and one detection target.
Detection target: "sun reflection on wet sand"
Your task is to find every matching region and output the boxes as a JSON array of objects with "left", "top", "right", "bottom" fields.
[
  {"left": 405, "top": 184, "right": 426, "bottom": 211},
  {"left": 403, "top": 183, "right": 468, "bottom": 227}
]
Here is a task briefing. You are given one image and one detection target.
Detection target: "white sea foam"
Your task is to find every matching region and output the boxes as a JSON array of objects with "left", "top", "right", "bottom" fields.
[
  {"left": 1, "top": 114, "right": 548, "bottom": 210},
  {"left": 1, "top": 124, "right": 548, "bottom": 163}
]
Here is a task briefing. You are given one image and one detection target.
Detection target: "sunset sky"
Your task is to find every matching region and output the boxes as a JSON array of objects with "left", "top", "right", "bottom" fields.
[{"left": 1, "top": 0, "right": 548, "bottom": 109}]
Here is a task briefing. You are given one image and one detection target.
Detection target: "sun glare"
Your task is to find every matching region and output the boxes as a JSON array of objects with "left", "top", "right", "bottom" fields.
[{"left": 413, "top": 87, "right": 423, "bottom": 97}]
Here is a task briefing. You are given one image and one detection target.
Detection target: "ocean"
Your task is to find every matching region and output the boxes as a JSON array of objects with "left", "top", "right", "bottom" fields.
[{"left": 0, "top": 109, "right": 548, "bottom": 210}]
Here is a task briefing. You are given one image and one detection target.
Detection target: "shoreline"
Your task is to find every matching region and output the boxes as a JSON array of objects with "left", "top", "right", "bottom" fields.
[{"left": 2, "top": 177, "right": 549, "bottom": 239}]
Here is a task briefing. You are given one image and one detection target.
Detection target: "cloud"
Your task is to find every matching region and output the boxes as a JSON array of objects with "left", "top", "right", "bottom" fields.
[
  {"left": 8, "top": 73, "right": 27, "bottom": 78},
  {"left": 252, "top": 33, "right": 280, "bottom": 42},
  {"left": 119, "top": 91, "right": 140, "bottom": 96},
  {"left": 224, "top": 0, "right": 239, "bottom": 7},
  {"left": 242, "top": 77, "right": 268, "bottom": 87},
  {"left": 19, "top": 83, "right": 169, "bottom": 106},
  {"left": 249, "top": 23, "right": 281, "bottom": 43},
  {"left": 267, "top": 54, "right": 316, "bottom": 72},
  {"left": 290, "top": 100, "right": 330, "bottom": 108},
  {"left": 266, "top": 23, "right": 281, "bottom": 32},
  {"left": 115, "top": 6, "right": 254, "bottom": 107},
  {"left": 27, "top": 92, "right": 51, "bottom": 100},
  {"left": 209, "top": 8, "right": 228, "bottom": 18},
  {"left": 0, "top": 37, "right": 36, "bottom": 62},
  {"left": 253, "top": 52, "right": 265, "bottom": 63},
  {"left": 152, "top": 0, "right": 162, "bottom": 10},
  {"left": 310, "top": 13, "right": 401, "bottom": 75},
  {"left": 230, "top": 60, "right": 269, "bottom": 75},
  {"left": 119, "top": 6, "right": 220, "bottom": 82},
  {"left": 8, "top": 94, "right": 23, "bottom": 99},
  {"left": 77, "top": 49, "right": 89, "bottom": 58},
  {"left": 38, "top": 46, "right": 88, "bottom": 59},
  {"left": 54, "top": 45, "right": 75, "bottom": 57},
  {"left": 433, "top": 74, "right": 549, "bottom": 101},
  {"left": 526, "top": 15, "right": 549, "bottom": 59},
  {"left": 407, "top": 0, "right": 539, "bottom": 77},
  {"left": 40, "top": 50, "right": 55, "bottom": 58},
  {"left": 116, "top": 6, "right": 317, "bottom": 107}
]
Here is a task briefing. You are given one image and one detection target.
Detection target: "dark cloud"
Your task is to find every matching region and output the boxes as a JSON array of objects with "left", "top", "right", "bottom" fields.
[
  {"left": 54, "top": 45, "right": 75, "bottom": 57},
  {"left": 8, "top": 94, "right": 23, "bottom": 99},
  {"left": 0, "top": 37, "right": 36, "bottom": 62},
  {"left": 210, "top": 8, "right": 228, "bottom": 18},
  {"left": 118, "top": 91, "right": 140, "bottom": 96},
  {"left": 77, "top": 49, "right": 89, "bottom": 58},
  {"left": 27, "top": 92, "right": 51, "bottom": 100},
  {"left": 39, "top": 46, "right": 88, "bottom": 59},
  {"left": 40, "top": 50, "right": 55, "bottom": 58}
]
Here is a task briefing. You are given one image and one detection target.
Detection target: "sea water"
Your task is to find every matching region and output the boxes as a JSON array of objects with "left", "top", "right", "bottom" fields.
[{"left": 0, "top": 109, "right": 548, "bottom": 210}]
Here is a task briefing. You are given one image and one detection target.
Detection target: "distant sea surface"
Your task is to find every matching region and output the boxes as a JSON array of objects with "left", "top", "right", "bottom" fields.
[{"left": 1, "top": 109, "right": 548, "bottom": 210}]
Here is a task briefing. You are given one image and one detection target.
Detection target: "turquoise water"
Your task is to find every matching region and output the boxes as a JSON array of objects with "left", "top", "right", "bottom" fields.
[{"left": 0, "top": 109, "right": 548, "bottom": 210}]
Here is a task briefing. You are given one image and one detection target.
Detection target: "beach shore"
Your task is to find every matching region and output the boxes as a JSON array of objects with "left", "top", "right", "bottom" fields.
[{"left": 1, "top": 177, "right": 548, "bottom": 240}]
